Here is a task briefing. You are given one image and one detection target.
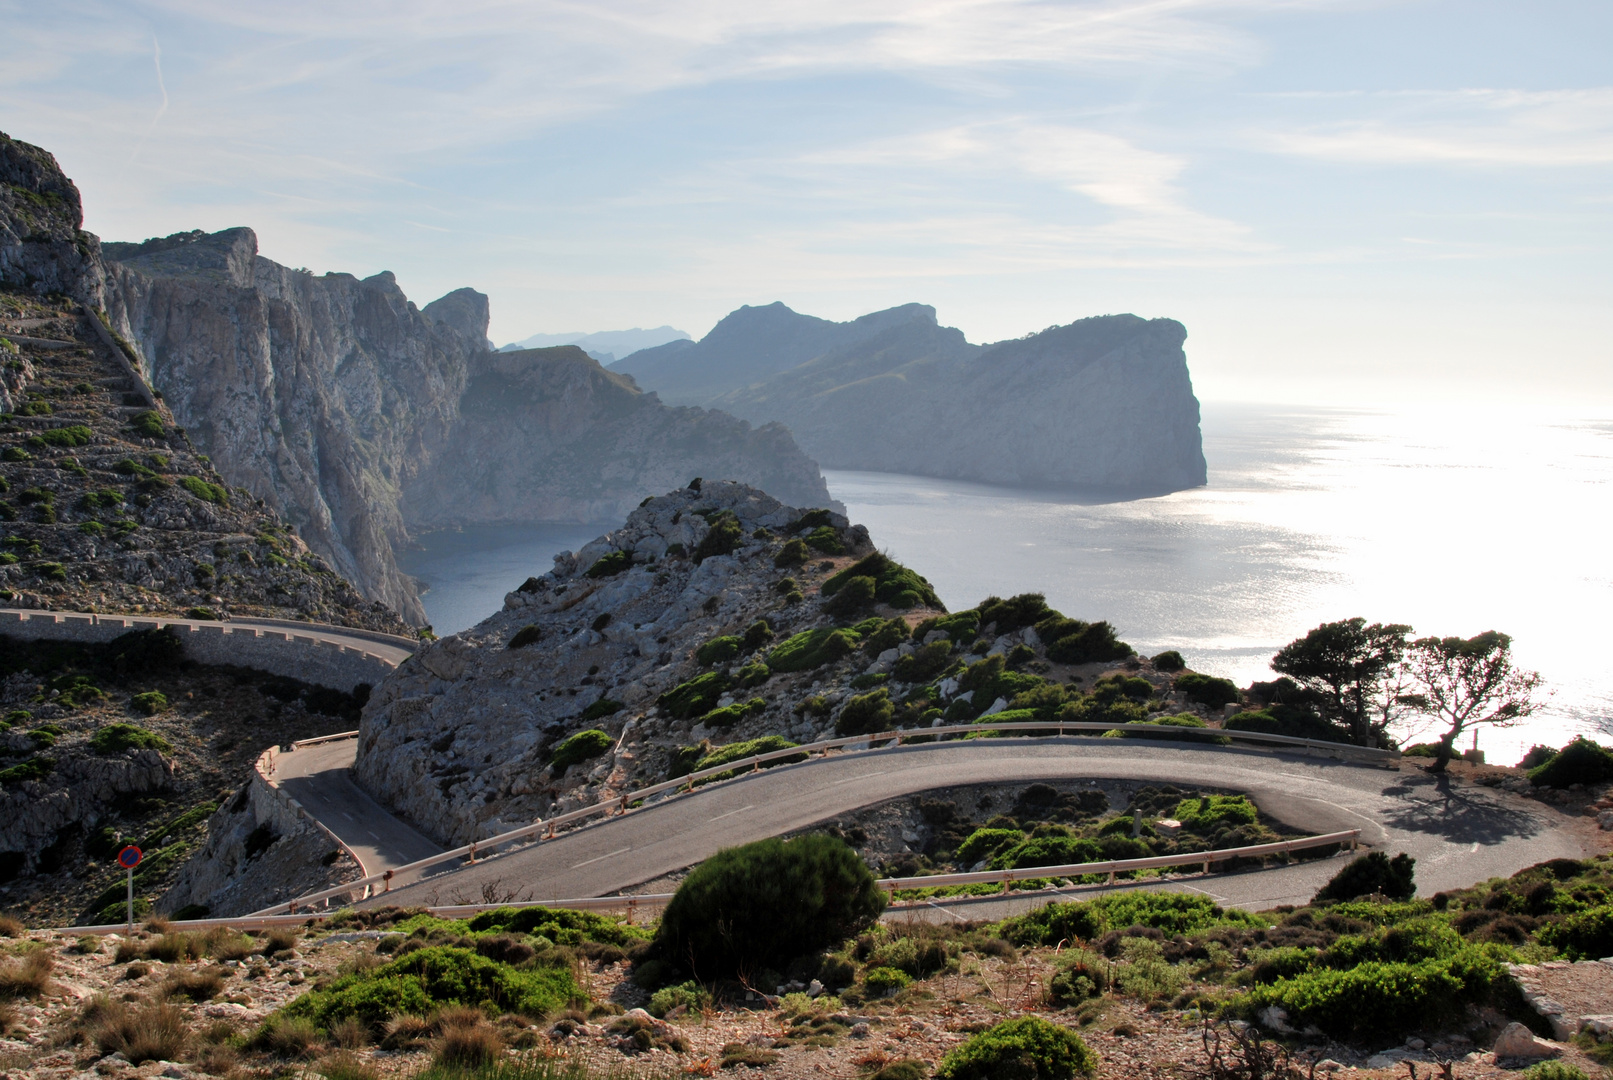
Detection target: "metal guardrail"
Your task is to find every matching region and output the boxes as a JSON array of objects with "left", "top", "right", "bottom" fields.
[
  {"left": 55, "top": 828, "right": 1359, "bottom": 935},
  {"left": 249, "top": 720, "right": 1393, "bottom": 916}
]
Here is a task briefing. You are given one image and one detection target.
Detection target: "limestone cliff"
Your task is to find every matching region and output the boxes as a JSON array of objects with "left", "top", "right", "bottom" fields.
[
  {"left": 616, "top": 303, "right": 1208, "bottom": 494},
  {"left": 100, "top": 231, "right": 839, "bottom": 623}
]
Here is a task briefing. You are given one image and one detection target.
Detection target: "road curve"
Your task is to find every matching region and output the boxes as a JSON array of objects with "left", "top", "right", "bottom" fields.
[
  {"left": 0, "top": 607, "right": 417, "bottom": 663},
  {"left": 353, "top": 738, "right": 1594, "bottom": 912},
  {"left": 272, "top": 739, "right": 441, "bottom": 875}
]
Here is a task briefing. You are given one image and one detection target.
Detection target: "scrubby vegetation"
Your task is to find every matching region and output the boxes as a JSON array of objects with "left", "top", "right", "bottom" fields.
[{"left": 549, "top": 729, "right": 613, "bottom": 772}]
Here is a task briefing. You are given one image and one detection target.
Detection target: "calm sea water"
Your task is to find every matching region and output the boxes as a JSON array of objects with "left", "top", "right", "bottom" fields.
[{"left": 400, "top": 403, "right": 1613, "bottom": 765}]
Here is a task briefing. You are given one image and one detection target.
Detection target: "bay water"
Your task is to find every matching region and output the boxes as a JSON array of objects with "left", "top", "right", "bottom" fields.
[{"left": 400, "top": 402, "right": 1613, "bottom": 765}]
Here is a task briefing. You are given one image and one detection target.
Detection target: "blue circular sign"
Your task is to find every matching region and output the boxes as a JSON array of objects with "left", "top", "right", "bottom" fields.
[{"left": 117, "top": 845, "right": 142, "bottom": 869}]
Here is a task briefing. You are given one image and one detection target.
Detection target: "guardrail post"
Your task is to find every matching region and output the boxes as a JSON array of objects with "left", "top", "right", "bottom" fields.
[
  {"left": 1106, "top": 870, "right": 1115, "bottom": 885},
  {"left": 546, "top": 820, "right": 557, "bottom": 839},
  {"left": 1202, "top": 858, "right": 1211, "bottom": 875},
  {"left": 1349, "top": 833, "right": 1358, "bottom": 852},
  {"left": 1001, "top": 874, "right": 1011, "bottom": 895},
  {"left": 467, "top": 842, "right": 477, "bottom": 865},
  {"left": 382, "top": 870, "right": 393, "bottom": 894},
  {"left": 626, "top": 898, "right": 638, "bottom": 925},
  {"left": 616, "top": 796, "right": 628, "bottom": 816}
]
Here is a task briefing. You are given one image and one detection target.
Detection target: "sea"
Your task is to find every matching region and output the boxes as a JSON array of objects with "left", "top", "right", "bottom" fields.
[{"left": 398, "top": 402, "right": 1613, "bottom": 766}]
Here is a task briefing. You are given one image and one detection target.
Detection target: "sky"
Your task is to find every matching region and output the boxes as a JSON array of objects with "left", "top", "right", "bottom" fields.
[{"left": 2, "top": 0, "right": 1610, "bottom": 405}]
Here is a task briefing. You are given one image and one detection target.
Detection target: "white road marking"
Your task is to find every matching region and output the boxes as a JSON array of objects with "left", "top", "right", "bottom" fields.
[
  {"left": 829, "top": 769, "right": 889, "bottom": 787},
  {"left": 711, "top": 804, "right": 754, "bottom": 822},
  {"left": 571, "top": 846, "right": 631, "bottom": 869},
  {"left": 1470, "top": 842, "right": 1480, "bottom": 852},
  {"left": 368, "top": 831, "right": 380, "bottom": 840},
  {"left": 342, "top": 813, "right": 354, "bottom": 822}
]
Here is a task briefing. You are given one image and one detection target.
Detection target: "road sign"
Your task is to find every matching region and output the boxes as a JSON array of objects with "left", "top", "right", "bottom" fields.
[{"left": 117, "top": 845, "right": 143, "bottom": 869}]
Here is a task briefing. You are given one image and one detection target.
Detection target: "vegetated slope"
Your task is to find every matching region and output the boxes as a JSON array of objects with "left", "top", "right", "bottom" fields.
[
  {"left": 0, "top": 629, "right": 367, "bottom": 927},
  {"left": 614, "top": 302, "right": 1208, "bottom": 494},
  {"left": 0, "top": 288, "right": 407, "bottom": 631},
  {"left": 354, "top": 480, "right": 1233, "bottom": 849},
  {"left": 403, "top": 347, "right": 841, "bottom": 528}
]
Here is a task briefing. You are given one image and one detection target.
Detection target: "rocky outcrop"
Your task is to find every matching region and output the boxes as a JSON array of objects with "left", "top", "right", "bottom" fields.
[
  {"left": 354, "top": 481, "right": 878, "bottom": 846},
  {"left": 100, "top": 232, "right": 838, "bottom": 622},
  {"left": 615, "top": 303, "right": 1208, "bottom": 494},
  {"left": 0, "top": 132, "right": 104, "bottom": 307},
  {"left": 0, "top": 746, "right": 173, "bottom": 874}
]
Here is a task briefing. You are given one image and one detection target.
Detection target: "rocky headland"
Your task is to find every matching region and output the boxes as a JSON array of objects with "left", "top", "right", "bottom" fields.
[{"left": 614, "top": 302, "right": 1209, "bottom": 494}]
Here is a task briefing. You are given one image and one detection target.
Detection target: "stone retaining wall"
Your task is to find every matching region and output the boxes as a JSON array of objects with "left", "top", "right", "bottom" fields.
[{"left": 0, "top": 610, "right": 395, "bottom": 693}]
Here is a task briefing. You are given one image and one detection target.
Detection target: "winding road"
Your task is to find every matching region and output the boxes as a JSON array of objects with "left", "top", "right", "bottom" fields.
[{"left": 274, "top": 736, "right": 1594, "bottom": 915}]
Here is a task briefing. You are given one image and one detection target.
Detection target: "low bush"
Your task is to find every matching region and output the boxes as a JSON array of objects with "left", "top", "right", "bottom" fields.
[
  {"left": 584, "top": 550, "right": 631, "bottom": 579},
  {"left": 1517, "top": 744, "right": 1559, "bottom": 770},
  {"left": 893, "top": 640, "right": 955, "bottom": 684},
  {"left": 465, "top": 904, "right": 647, "bottom": 946},
  {"left": 1522, "top": 1064, "right": 1590, "bottom": 1080},
  {"left": 697, "top": 635, "right": 743, "bottom": 665},
  {"left": 862, "top": 618, "right": 910, "bottom": 654},
  {"left": 1529, "top": 738, "right": 1613, "bottom": 788},
  {"left": 0, "top": 757, "right": 54, "bottom": 784},
  {"left": 863, "top": 966, "right": 910, "bottom": 996},
  {"left": 871, "top": 1060, "right": 931, "bottom": 1080},
  {"left": 1042, "top": 621, "right": 1131, "bottom": 666},
  {"left": 768, "top": 628, "right": 859, "bottom": 673},
  {"left": 550, "top": 729, "right": 613, "bottom": 771},
  {"left": 648, "top": 980, "right": 711, "bottom": 1017},
  {"left": 281, "top": 946, "right": 578, "bottom": 1030},
  {"left": 1001, "top": 892, "right": 1265, "bottom": 946},
  {"left": 1174, "top": 672, "right": 1240, "bottom": 709},
  {"left": 694, "top": 511, "right": 743, "bottom": 563},
  {"left": 130, "top": 690, "right": 168, "bottom": 716},
  {"left": 955, "top": 828, "right": 1023, "bottom": 865},
  {"left": 824, "top": 552, "right": 942, "bottom": 610},
  {"left": 689, "top": 736, "right": 805, "bottom": 781},
  {"left": 822, "top": 575, "right": 876, "bottom": 618},
  {"left": 180, "top": 476, "right": 229, "bottom": 504},
  {"left": 659, "top": 671, "right": 730, "bottom": 718},
  {"left": 1535, "top": 904, "right": 1613, "bottom": 960},
  {"left": 30, "top": 423, "right": 93, "bottom": 447},
  {"left": 775, "top": 539, "right": 809, "bottom": 567},
  {"left": 1173, "top": 795, "right": 1257, "bottom": 831},
  {"left": 90, "top": 722, "right": 172, "bottom": 755},
  {"left": 734, "top": 661, "right": 770, "bottom": 688},
  {"left": 700, "top": 697, "right": 765, "bottom": 728},
  {"left": 1151, "top": 650, "right": 1185, "bottom": 672},
  {"left": 87, "top": 997, "right": 191, "bottom": 1063},
  {"left": 655, "top": 833, "right": 885, "bottom": 980},
  {"left": 128, "top": 411, "right": 165, "bottom": 438},
  {"left": 1236, "top": 945, "right": 1507, "bottom": 1039},
  {"left": 934, "top": 1016, "right": 1096, "bottom": 1080},
  {"left": 579, "top": 698, "right": 622, "bottom": 722},
  {"left": 1048, "top": 949, "right": 1109, "bottom": 1005},
  {"left": 837, "top": 689, "right": 895, "bottom": 736},
  {"left": 1314, "top": 852, "right": 1416, "bottom": 903},
  {"left": 989, "top": 833, "right": 1101, "bottom": 871},
  {"left": 743, "top": 619, "right": 775, "bottom": 650}
]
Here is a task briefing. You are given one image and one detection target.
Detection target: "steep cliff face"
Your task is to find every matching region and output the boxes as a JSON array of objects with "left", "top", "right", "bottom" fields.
[
  {"left": 0, "top": 132, "right": 104, "bottom": 307},
  {"left": 403, "top": 347, "right": 840, "bottom": 528},
  {"left": 616, "top": 304, "right": 1209, "bottom": 494},
  {"left": 101, "top": 229, "right": 478, "bottom": 622},
  {"left": 101, "top": 231, "right": 838, "bottom": 622}
]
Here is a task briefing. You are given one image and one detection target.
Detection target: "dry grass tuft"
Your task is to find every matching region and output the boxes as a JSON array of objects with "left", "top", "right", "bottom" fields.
[
  {"left": 317, "top": 1050, "right": 382, "bottom": 1080},
  {"left": 432, "top": 1006, "right": 506, "bottom": 1068},
  {"left": 0, "top": 950, "right": 52, "bottom": 999},
  {"left": 161, "top": 966, "right": 227, "bottom": 1002},
  {"left": 0, "top": 916, "right": 24, "bottom": 938},
  {"left": 381, "top": 1014, "right": 434, "bottom": 1051},
  {"left": 86, "top": 997, "right": 191, "bottom": 1063},
  {"left": 251, "top": 1013, "right": 322, "bottom": 1058},
  {"left": 330, "top": 1016, "right": 370, "bottom": 1050}
]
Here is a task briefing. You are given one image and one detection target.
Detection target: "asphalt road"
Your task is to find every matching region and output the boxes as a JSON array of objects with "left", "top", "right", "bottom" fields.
[
  {"left": 346, "top": 738, "right": 1593, "bottom": 912},
  {"left": 273, "top": 739, "right": 442, "bottom": 876}
]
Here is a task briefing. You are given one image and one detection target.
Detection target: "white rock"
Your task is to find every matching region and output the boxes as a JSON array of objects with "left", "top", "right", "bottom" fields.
[
  {"left": 979, "top": 697, "right": 1009, "bottom": 717},
  {"left": 877, "top": 648, "right": 899, "bottom": 663},
  {"left": 1493, "top": 1022, "right": 1557, "bottom": 1061},
  {"left": 1257, "top": 1005, "right": 1294, "bottom": 1033},
  {"left": 922, "top": 630, "right": 948, "bottom": 645}
]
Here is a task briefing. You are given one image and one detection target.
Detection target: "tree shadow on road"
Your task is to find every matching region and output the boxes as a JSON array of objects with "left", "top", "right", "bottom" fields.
[{"left": 1376, "top": 772, "right": 1545, "bottom": 845}]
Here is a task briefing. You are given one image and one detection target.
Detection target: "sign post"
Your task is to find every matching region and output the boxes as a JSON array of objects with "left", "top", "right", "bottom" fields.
[{"left": 116, "top": 846, "right": 143, "bottom": 930}]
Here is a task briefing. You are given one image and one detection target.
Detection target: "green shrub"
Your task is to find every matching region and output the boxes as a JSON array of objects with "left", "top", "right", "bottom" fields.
[
  {"left": 1001, "top": 892, "right": 1264, "bottom": 946},
  {"left": 128, "top": 411, "right": 165, "bottom": 438},
  {"left": 90, "top": 723, "right": 172, "bottom": 754},
  {"left": 1173, "top": 795, "right": 1257, "bottom": 831},
  {"left": 700, "top": 697, "right": 765, "bottom": 729},
  {"left": 1048, "top": 949, "right": 1109, "bottom": 1005},
  {"left": 1529, "top": 738, "right": 1613, "bottom": 788},
  {"left": 1151, "top": 650, "right": 1185, "bottom": 672},
  {"left": 862, "top": 618, "right": 910, "bottom": 654},
  {"left": 742, "top": 620, "right": 775, "bottom": 651},
  {"left": 871, "top": 1060, "right": 931, "bottom": 1080},
  {"left": 768, "top": 628, "right": 858, "bottom": 673},
  {"left": 1174, "top": 672, "right": 1240, "bottom": 708},
  {"left": 835, "top": 688, "right": 895, "bottom": 737},
  {"left": 659, "top": 672, "right": 729, "bottom": 719},
  {"left": 1314, "top": 852, "right": 1416, "bottom": 903},
  {"left": 1225, "top": 708, "right": 1351, "bottom": 745},
  {"left": 689, "top": 736, "right": 805, "bottom": 781},
  {"left": 822, "top": 575, "right": 876, "bottom": 618},
  {"left": 1041, "top": 620, "right": 1131, "bottom": 666},
  {"left": 734, "top": 661, "right": 770, "bottom": 688},
  {"left": 508, "top": 624, "right": 542, "bottom": 648},
  {"left": 465, "top": 904, "right": 647, "bottom": 946},
  {"left": 955, "top": 828, "right": 1022, "bottom": 864},
  {"left": 893, "top": 640, "right": 955, "bottom": 684},
  {"left": 29, "top": 424, "right": 93, "bottom": 447},
  {"left": 697, "top": 635, "right": 742, "bottom": 666},
  {"left": 990, "top": 834, "right": 1101, "bottom": 871},
  {"left": 0, "top": 757, "right": 53, "bottom": 784},
  {"left": 1103, "top": 714, "right": 1230, "bottom": 745},
  {"left": 280, "top": 945, "right": 577, "bottom": 1030},
  {"left": 694, "top": 511, "right": 743, "bottom": 563},
  {"left": 108, "top": 627, "right": 184, "bottom": 674},
  {"left": 823, "top": 552, "right": 942, "bottom": 610},
  {"left": 802, "top": 525, "right": 843, "bottom": 554},
  {"left": 1535, "top": 904, "right": 1613, "bottom": 960},
  {"left": 1522, "top": 1063, "right": 1590, "bottom": 1080},
  {"left": 863, "top": 966, "right": 910, "bottom": 996},
  {"left": 1236, "top": 946, "right": 1506, "bottom": 1039},
  {"left": 648, "top": 980, "right": 711, "bottom": 1017},
  {"left": 550, "top": 729, "right": 613, "bottom": 771},
  {"left": 654, "top": 834, "right": 884, "bottom": 980},
  {"left": 585, "top": 550, "right": 632, "bottom": 578},
  {"left": 935, "top": 1016, "right": 1096, "bottom": 1080},
  {"left": 130, "top": 691, "right": 168, "bottom": 716},
  {"left": 579, "top": 698, "right": 622, "bottom": 722},
  {"left": 1517, "top": 744, "right": 1559, "bottom": 770},
  {"left": 775, "top": 539, "right": 809, "bottom": 567}
]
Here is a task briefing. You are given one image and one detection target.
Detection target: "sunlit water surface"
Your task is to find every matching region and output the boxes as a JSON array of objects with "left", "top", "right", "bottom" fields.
[{"left": 401, "top": 403, "right": 1613, "bottom": 766}]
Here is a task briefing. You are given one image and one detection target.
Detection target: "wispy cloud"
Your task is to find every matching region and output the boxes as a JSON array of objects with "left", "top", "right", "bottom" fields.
[{"left": 1258, "top": 89, "right": 1613, "bottom": 167}]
